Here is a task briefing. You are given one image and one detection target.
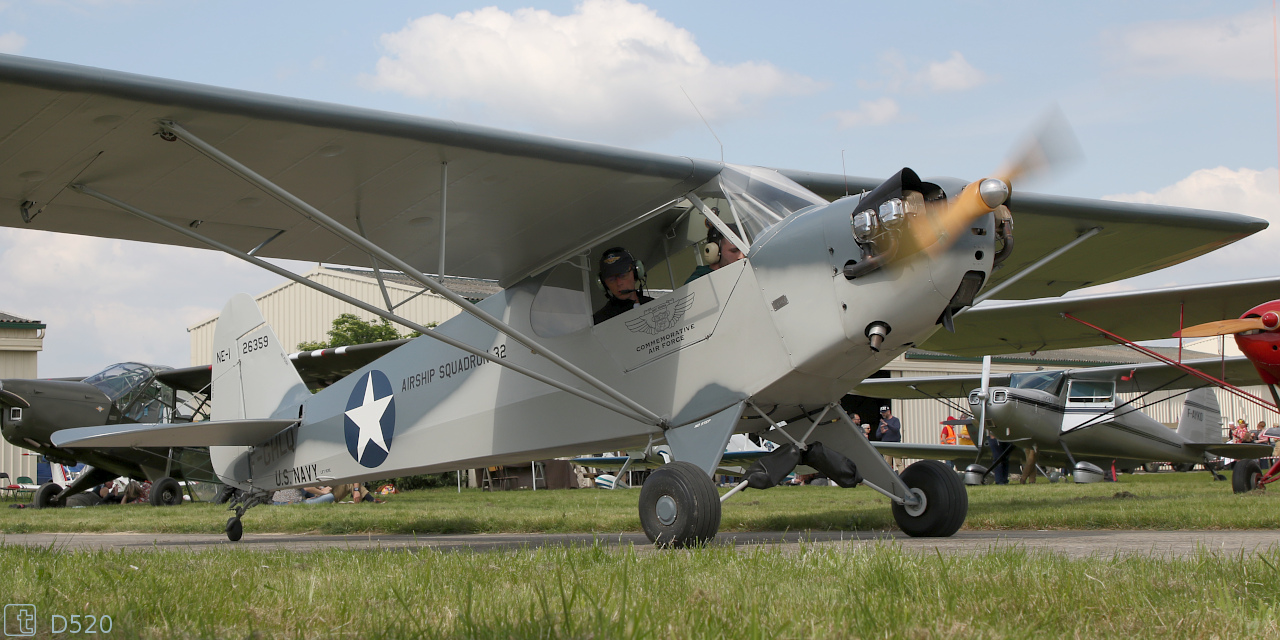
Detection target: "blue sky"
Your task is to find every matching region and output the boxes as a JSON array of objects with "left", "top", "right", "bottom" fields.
[{"left": 0, "top": 1, "right": 1276, "bottom": 375}]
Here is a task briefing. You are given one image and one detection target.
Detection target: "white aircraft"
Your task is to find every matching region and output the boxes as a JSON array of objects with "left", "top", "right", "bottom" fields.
[{"left": 0, "top": 54, "right": 1266, "bottom": 546}]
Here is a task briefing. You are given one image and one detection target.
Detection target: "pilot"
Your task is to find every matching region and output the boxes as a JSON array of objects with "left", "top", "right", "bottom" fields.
[
  {"left": 593, "top": 247, "right": 653, "bottom": 325},
  {"left": 685, "top": 222, "right": 744, "bottom": 284}
]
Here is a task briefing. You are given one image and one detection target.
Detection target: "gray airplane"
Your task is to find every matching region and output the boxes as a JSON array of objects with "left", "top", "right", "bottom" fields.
[
  {"left": 0, "top": 55, "right": 1266, "bottom": 546},
  {"left": 856, "top": 355, "right": 1275, "bottom": 485}
]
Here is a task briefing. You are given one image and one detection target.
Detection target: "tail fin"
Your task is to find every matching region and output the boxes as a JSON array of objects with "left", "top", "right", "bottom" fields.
[
  {"left": 1176, "top": 387, "right": 1222, "bottom": 443},
  {"left": 210, "top": 294, "right": 310, "bottom": 486}
]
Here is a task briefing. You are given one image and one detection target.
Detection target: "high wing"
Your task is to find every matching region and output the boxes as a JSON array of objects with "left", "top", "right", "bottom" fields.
[
  {"left": 52, "top": 418, "right": 297, "bottom": 448},
  {"left": 155, "top": 338, "right": 412, "bottom": 393},
  {"left": 921, "top": 277, "right": 1280, "bottom": 356},
  {"left": 786, "top": 172, "right": 1266, "bottom": 301},
  {"left": 0, "top": 55, "right": 720, "bottom": 288},
  {"left": 858, "top": 355, "right": 1260, "bottom": 399},
  {"left": 0, "top": 54, "right": 1265, "bottom": 291}
]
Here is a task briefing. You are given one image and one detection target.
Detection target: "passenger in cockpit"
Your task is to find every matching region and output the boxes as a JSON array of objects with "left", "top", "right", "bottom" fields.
[
  {"left": 684, "top": 222, "right": 743, "bottom": 284},
  {"left": 593, "top": 247, "right": 653, "bottom": 325}
]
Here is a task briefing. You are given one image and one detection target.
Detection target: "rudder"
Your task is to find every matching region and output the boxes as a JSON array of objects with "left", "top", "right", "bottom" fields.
[
  {"left": 1177, "top": 387, "right": 1222, "bottom": 443},
  {"left": 209, "top": 294, "right": 310, "bottom": 487}
]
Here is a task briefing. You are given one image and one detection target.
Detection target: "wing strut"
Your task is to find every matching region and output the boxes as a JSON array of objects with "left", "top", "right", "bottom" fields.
[
  {"left": 69, "top": 184, "right": 662, "bottom": 428},
  {"left": 149, "top": 120, "right": 665, "bottom": 427},
  {"left": 970, "top": 227, "right": 1100, "bottom": 305}
]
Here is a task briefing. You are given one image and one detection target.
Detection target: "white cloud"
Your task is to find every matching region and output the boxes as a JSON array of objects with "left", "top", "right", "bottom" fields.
[
  {"left": 830, "top": 97, "right": 902, "bottom": 129},
  {"left": 1106, "top": 8, "right": 1272, "bottom": 81},
  {"left": 0, "top": 31, "right": 26, "bottom": 54},
  {"left": 920, "top": 52, "right": 989, "bottom": 92},
  {"left": 0, "top": 229, "right": 304, "bottom": 377},
  {"left": 367, "top": 0, "right": 818, "bottom": 142},
  {"left": 1091, "top": 166, "right": 1280, "bottom": 290}
]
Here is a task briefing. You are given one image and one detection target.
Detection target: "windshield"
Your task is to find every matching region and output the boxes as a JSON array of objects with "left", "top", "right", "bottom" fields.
[
  {"left": 718, "top": 164, "right": 827, "bottom": 242},
  {"left": 83, "top": 363, "right": 162, "bottom": 402},
  {"left": 1008, "top": 371, "right": 1064, "bottom": 394}
]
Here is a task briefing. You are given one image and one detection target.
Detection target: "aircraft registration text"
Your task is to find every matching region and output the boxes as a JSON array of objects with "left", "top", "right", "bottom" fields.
[{"left": 275, "top": 463, "right": 317, "bottom": 487}]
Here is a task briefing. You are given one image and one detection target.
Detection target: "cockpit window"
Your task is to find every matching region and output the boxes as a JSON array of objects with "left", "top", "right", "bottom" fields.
[
  {"left": 718, "top": 164, "right": 827, "bottom": 242},
  {"left": 83, "top": 363, "right": 156, "bottom": 402},
  {"left": 530, "top": 261, "right": 594, "bottom": 338},
  {"left": 1066, "top": 380, "right": 1115, "bottom": 404},
  {"left": 1008, "top": 371, "right": 1064, "bottom": 394}
]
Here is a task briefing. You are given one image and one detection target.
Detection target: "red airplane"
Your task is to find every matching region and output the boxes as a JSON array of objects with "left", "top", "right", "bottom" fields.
[{"left": 1176, "top": 301, "right": 1280, "bottom": 492}]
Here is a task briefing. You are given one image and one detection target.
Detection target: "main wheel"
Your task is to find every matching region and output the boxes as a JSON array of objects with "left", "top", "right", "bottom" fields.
[
  {"left": 892, "top": 460, "right": 968, "bottom": 537},
  {"left": 149, "top": 477, "right": 183, "bottom": 506},
  {"left": 33, "top": 483, "right": 62, "bottom": 509},
  {"left": 1232, "top": 459, "right": 1262, "bottom": 494},
  {"left": 638, "top": 461, "right": 720, "bottom": 548},
  {"left": 225, "top": 517, "right": 243, "bottom": 542}
]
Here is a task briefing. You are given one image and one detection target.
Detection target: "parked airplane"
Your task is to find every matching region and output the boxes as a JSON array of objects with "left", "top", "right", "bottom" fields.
[
  {"left": 1176, "top": 298, "right": 1280, "bottom": 492},
  {"left": 854, "top": 355, "right": 1274, "bottom": 484},
  {"left": 6, "top": 341, "right": 407, "bottom": 508},
  {"left": 0, "top": 54, "right": 1266, "bottom": 545}
]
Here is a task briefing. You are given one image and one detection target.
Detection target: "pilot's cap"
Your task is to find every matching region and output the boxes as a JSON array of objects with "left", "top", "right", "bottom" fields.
[{"left": 599, "top": 248, "right": 636, "bottom": 278}]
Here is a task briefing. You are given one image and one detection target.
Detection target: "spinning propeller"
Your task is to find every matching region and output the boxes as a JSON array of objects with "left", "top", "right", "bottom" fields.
[{"left": 913, "top": 109, "right": 1081, "bottom": 259}]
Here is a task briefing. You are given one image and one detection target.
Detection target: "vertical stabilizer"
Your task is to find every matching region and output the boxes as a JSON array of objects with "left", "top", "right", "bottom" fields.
[
  {"left": 1177, "top": 387, "right": 1222, "bottom": 444},
  {"left": 209, "top": 294, "right": 310, "bottom": 486}
]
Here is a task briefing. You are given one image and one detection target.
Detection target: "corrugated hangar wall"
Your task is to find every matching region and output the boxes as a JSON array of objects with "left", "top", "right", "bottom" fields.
[
  {"left": 188, "top": 267, "right": 468, "bottom": 365},
  {"left": 0, "top": 324, "right": 43, "bottom": 482}
]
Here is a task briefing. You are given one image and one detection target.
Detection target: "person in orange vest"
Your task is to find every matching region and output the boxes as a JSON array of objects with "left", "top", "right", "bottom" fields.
[
  {"left": 940, "top": 419, "right": 957, "bottom": 445},
  {"left": 940, "top": 418, "right": 958, "bottom": 469}
]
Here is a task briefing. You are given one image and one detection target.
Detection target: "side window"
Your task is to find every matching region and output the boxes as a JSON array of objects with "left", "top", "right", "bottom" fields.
[
  {"left": 530, "top": 262, "right": 593, "bottom": 338},
  {"left": 1066, "top": 380, "right": 1114, "bottom": 405}
]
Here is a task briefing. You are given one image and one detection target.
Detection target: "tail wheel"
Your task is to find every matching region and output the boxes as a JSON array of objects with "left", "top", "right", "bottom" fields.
[
  {"left": 1232, "top": 459, "right": 1263, "bottom": 494},
  {"left": 892, "top": 460, "right": 968, "bottom": 537},
  {"left": 149, "top": 477, "right": 183, "bottom": 506},
  {"left": 638, "top": 461, "right": 720, "bottom": 548},
  {"left": 226, "top": 517, "right": 243, "bottom": 542},
  {"left": 33, "top": 483, "right": 62, "bottom": 509}
]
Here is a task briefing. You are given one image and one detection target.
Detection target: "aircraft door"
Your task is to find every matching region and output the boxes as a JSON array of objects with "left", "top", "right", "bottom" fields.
[{"left": 1061, "top": 379, "right": 1115, "bottom": 433}]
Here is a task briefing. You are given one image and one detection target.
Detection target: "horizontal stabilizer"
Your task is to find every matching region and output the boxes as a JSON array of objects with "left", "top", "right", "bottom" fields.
[
  {"left": 1186, "top": 442, "right": 1275, "bottom": 459},
  {"left": 51, "top": 419, "right": 297, "bottom": 448}
]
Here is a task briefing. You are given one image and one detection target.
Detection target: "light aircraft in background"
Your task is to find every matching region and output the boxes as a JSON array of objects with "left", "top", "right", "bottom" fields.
[
  {"left": 4, "top": 341, "right": 407, "bottom": 508},
  {"left": 0, "top": 54, "right": 1266, "bottom": 545},
  {"left": 855, "top": 355, "right": 1274, "bottom": 485},
  {"left": 1175, "top": 297, "right": 1280, "bottom": 492}
]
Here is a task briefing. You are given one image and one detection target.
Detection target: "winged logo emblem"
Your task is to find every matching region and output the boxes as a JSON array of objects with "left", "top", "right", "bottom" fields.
[{"left": 625, "top": 293, "right": 695, "bottom": 335}]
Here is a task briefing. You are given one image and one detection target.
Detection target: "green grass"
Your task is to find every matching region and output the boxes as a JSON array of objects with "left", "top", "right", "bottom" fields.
[
  {"left": 4, "top": 542, "right": 1280, "bottom": 638},
  {"left": 1, "top": 471, "right": 1276, "bottom": 535}
]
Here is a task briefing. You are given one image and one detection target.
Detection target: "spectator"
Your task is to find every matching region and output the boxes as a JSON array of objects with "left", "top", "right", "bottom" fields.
[
  {"left": 877, "top": 406, "right": 902, "bottom": 471},
  {"left": 987, "top": 436, "right": 1011, "bottom": 485}
]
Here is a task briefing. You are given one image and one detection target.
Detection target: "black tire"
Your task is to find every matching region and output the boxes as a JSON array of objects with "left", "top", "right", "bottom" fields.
[
  {"left": 1232, "top": 459, "right": 1262, "bottom": 494},
  {"left": 33, "top": 483, "right": 62, "bottom": 509},
  {"left": 1173, "top": 463, "right": 1194, "bottom": 473},
  {"left": 638, "top": 461, "right": 721, "bottom": 548},
  {"left": 1142, "top": 463, "right": 1159, "bottom": 473},
  {"left": 149, "top": 477, "right": 183, "bottom": 506},
  {"left": 892, "top": 460, "right": 968, "bottom": 537},
  {"left": 225, "top": 517, "right": 243, "bottom": 542}
]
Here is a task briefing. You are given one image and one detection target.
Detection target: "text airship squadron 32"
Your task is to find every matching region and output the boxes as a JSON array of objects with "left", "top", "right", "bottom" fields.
[{"left": 0, "top": 55, "right": 1265, "bottom": 545}]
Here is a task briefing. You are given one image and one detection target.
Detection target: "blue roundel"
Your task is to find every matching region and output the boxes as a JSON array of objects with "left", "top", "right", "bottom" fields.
[{"left": 343, "top": 370, "right": 396, "bottom": 468}]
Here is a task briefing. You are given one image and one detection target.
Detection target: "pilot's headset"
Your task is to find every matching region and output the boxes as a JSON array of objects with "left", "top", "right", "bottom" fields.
[
  {"left": 597, "top": 247, "right": 645, "bottom": 298},
  {"left": 701, "top": 218, "right": 741, "bottom": 266}
]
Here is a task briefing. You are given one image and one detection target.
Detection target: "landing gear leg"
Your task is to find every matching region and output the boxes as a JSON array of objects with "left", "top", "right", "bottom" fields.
[{"left": 225, "top": 489, "right": 270, "bottom": 542}]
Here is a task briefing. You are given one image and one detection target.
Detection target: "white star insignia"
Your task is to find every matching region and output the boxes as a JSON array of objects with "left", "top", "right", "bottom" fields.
[{"left": 345, "top": 374, "right": 393, "bottom": 461}]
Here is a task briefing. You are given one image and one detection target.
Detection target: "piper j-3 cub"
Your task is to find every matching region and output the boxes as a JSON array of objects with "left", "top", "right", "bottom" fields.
[{"left": 0, "top": 55, "right": 1265, "bottom": 545}]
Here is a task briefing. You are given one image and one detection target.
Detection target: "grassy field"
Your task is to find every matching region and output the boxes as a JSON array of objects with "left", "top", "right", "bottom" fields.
[
  {"left": 4, "top": 541, "right": 1280, "bottom": 638},
  {"left": 1, "top": 470, "right": 1277, "bottom": 535}
]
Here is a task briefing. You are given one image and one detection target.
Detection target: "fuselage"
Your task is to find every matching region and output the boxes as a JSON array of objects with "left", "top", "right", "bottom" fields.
[
  {"left": 237, "top": 187, "right": 998, "bottom": 491},
  {"left": 982, "top": 385, "right": 1206, "bottom": 467}
]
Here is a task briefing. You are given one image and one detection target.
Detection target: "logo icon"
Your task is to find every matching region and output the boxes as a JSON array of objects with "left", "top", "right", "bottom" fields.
[
  {"left": 343, "top": 370, "right": 396, "bottom": 468},
  {"left": 625, "top": 293, "right": 695, "bottom": 335},
  {"left": 4, "top": 604, "right": 36, "bottom": 636}
]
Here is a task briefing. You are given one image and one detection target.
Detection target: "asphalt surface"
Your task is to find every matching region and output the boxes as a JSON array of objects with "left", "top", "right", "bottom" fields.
[{"left": 2, "top": 529, "right": 1278, "bottom": 558}]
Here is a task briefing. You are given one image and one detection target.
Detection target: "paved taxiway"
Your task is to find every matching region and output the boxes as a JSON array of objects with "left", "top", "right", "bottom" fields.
[{"left": 3, "top": 530, "right": 1277, "bottom": 558}]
